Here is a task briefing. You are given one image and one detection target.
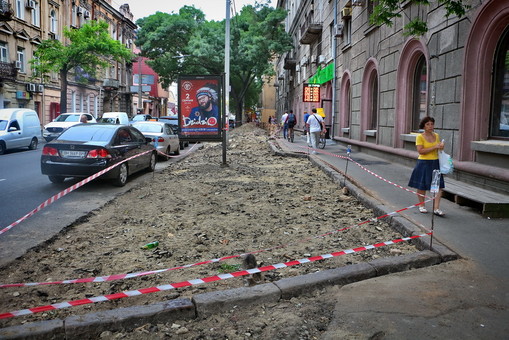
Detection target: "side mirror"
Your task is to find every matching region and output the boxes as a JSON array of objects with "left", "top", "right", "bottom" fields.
[
  {"left": 8, "top": 127, "right": 19, "bottom": 132},
  {"left": 145, "top": 137, "right": 153, "bottom": 144}
]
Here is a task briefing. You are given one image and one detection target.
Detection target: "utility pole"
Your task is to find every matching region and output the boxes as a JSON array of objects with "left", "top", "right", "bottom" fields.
[{"left": 222, "top": 0, "right": 231, "bottom": 166}]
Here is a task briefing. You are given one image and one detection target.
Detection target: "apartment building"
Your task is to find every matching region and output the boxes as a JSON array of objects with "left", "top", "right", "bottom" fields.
[
  {"left": 276, "top": 0, "right": 509, "bottom": 193},
  {"left": 0, "top": 0, "right": 137, "bottom": 125}
]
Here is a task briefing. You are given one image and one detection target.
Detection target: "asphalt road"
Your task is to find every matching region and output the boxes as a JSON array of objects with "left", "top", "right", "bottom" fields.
[{"left": 0, "top": 142, "right": 197, "bottom": 268}]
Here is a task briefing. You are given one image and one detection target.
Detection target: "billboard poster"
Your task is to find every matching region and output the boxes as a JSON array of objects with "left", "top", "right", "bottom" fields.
[{"left": 178, "top": 75, "right": 223, "bottom": 141}]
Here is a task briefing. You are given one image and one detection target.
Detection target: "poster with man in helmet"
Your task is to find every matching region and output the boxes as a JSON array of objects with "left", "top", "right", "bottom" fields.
[{"left": 178, "top": 75, "right": 223, "bottom": 141}]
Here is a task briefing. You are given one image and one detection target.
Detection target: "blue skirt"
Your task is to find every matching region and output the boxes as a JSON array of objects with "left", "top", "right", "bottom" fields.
[{"left": 408, "top": 159, "right": 445, "bottom": 191}]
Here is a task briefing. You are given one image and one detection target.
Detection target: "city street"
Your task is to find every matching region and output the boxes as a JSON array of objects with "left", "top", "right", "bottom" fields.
[{"left": 0, "top": 142, "right": 189, "bottom": 268}]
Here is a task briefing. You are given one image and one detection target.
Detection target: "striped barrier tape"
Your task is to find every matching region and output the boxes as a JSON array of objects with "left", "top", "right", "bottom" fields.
[
  {"left": 286, "top": 141, "right": 434, "bottom": 199},
  {"left": 0, "top": 232, "right": 432, "bottom": 320},
  {"left": 0, "top": 143, "right": 199, "bottom": 237},
  {"left": 0, "top": 199, "right": 432, "bottom": 289},
  {"left": 0, "top": 150, "right": 152, "bottom": 236}
]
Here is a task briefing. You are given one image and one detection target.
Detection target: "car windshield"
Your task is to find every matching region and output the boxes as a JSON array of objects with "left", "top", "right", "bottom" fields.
[
  {"left": 0, "top": 120, "right": 7, "bottom": 131},
  {"left": 58, "top": 125, "right": 115, "bottom": 142},
  {"left": 133, "top": 123, "right": 163, "bottom": 133},
  {"left": 132, "top": 115, "right": 147, "bottom": 121},
  {"left": 98, "top": 118, "right": 116, "bottom": 124},
  {"left": 55, "top": 114, "right": 80, "bottom": 122}
]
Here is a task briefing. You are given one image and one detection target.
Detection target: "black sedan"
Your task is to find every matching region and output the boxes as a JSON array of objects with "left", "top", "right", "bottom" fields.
[{"left": 41, "top": 124, "right": 157, "bottom": 186}]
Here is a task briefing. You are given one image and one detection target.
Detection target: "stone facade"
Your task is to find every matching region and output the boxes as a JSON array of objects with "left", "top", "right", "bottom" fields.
[
  {"left": 276, "top": 0, "right": 509, "bottom": 193},
  {"left": 0, "top": 0, "right": 137, "bottom": 125}
]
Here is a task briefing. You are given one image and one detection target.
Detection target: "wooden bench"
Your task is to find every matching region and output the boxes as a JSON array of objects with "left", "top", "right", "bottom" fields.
[{"left": 442, "top": 178, "right": 509, "bottom": 218}]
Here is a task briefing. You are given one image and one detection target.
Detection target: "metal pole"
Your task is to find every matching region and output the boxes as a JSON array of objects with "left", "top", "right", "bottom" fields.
[
  {"left": 137, "top": 55, "right": 142, "bottom": 112},
  {"left": 222, "top": 0, "right": 231, "bottom": 167},
  {"left": 330, "top": 0, "right": 338, "bottom": 138}
]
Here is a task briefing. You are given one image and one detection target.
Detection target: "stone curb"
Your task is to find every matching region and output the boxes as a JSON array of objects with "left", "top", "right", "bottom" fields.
[{"left": 0, "top": 139, "right": 458, "bottom": 339}]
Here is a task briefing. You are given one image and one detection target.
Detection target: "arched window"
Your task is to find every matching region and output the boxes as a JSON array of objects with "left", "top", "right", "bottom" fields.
[
  {"left": 412, "top": 55, "right": 427, "bottom": 131},
  {"left": 491, "top": 27, "right": 509, "bottom": 138},
  {"left": 361, "top": 59, "right": 379, "bottom": 141},
  {"left": 50, "top": 10, "right": 57, "bottom": 33}
]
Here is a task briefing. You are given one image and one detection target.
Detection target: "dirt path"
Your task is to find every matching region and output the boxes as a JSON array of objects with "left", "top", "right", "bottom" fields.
[{"left": 0, "top": 124, "right": 418, "bottom": 337}]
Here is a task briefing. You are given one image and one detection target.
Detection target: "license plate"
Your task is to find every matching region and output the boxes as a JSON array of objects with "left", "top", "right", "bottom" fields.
[{"left": 61, "top": 150, "right": 86, "bottom": 158}]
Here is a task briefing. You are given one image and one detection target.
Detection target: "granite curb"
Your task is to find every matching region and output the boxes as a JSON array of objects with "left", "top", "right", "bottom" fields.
[{"left": 0, "top": 139, "right": 458, "bottom": 339}]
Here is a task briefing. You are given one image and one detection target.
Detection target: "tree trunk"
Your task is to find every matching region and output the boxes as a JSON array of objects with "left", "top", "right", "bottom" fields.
[{"left": 60, "top": 69, "right": 68, "bottom": 113}]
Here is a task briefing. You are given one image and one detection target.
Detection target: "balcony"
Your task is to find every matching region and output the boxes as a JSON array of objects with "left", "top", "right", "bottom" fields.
[
  {"left": 283, "top": 56, "right": 297, "bottom": 70},
  {"left": 0, "top": 61, "right": 17, "bottom": 79},
  {"left": 299, "top": 22, "right": 322, "bottom": 44},
  {"left": 103, "top": 78, "right": 119, "bottom": 90},
  {"left": 0, "top": 0, "right": 13, "bottom": 21}
]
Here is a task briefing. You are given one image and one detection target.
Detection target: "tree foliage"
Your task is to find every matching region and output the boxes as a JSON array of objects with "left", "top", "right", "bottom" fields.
[
  {"left": 135, "top": 2, "right": 293, "bottom": 119},
  {"left": 369, "top": 0, "right": 470, "bottom": 36},
  {"left": 32, "top": 21, "right": 133, "bottom": 112}
]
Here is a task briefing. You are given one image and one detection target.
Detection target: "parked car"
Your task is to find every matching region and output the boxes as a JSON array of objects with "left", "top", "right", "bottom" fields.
[
  {"left": 41, "top": 124, "right": 157, "bottom": 186},
  {"left": 158, "top": 115, "right": 189, "bottom": 149},
  {"left": 0, "top": 108, "right": 42, "bottom": 155},
  {"left": 97, "top": 112, "right": 129, "bottom": 125},
  {"left": 129, "top": 114, "right": 153, "bottom": 124},
  {"left": 131, "top": 121, "right": 180, "bottom": 159},
  {"left": 43, "top": 113, "right": 96, "bottom": 142}
]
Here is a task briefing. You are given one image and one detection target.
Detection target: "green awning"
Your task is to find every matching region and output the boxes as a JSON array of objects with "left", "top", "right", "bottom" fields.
[{"left": 308, "top": 62, "right": 334, "bottom": 84}]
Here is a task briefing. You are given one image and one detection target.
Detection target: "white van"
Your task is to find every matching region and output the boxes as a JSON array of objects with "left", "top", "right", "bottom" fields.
[
  {"left": 98, "top": 112, "right": 129, "bottom": 125},
  {"left": 0, "top": 108, "right": 42, "bottom": 155}
]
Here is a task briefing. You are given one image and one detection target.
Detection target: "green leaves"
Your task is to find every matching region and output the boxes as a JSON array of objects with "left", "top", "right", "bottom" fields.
[
  {"left": 33, "top": 20, "right": 133, "bottom": 80},
  {"left": 136, "top": 4, "right": 292, "bottom": 114},
  {"left": 369, "top": 0, "right": 470, "bottom": 36}
]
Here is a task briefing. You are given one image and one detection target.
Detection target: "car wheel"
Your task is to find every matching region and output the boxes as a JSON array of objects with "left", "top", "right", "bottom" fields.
[
  {"left": 48, "top": 175, "right": 65, "bottom": 183},
  {"left": 113, "top": 163, "right": 128, "bottom": 187},
  {"left": 0, "top": 142, "right": 5, "bottom": 155},
  {"left": 179, "top": 141, "right": 184, "bottom": 150},
  {"left": 174, "top": 145, "right": 180, "bottom": 155},
  {"left": 164, "top": 146, "right": 171, "bottom": 161},
  {"left": 28, "top": 138, "right": 38, "bottom": 150},
  {"left": 147, "top": 152, "right": 156, "bottom": 172}
]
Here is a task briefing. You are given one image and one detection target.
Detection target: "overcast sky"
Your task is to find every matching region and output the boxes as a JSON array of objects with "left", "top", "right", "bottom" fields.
[{"left": 111, "top": 0, "right": 278, "bottom": 22}]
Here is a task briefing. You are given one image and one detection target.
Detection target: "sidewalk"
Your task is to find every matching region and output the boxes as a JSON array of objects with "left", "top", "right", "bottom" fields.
[{"left": 276, "top": 134, "right": 509, "bottom": 339}]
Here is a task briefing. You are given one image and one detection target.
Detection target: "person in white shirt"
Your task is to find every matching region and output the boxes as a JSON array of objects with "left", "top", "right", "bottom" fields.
[
  {"left": 305, "top": 108, "right": 326, "bottom": 154},
  {"left": 280, "top": 111, "right": 289, "bottom": 139}
]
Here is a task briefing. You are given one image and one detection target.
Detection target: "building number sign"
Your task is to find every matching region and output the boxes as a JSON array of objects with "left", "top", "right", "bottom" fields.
[{"left": 303, "top": 84, "right": 320, "bottom": 102}]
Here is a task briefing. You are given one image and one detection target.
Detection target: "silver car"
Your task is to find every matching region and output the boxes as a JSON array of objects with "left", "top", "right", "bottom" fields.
[{"left": 131, "top": 121, "right": 180, "bottom": 159}]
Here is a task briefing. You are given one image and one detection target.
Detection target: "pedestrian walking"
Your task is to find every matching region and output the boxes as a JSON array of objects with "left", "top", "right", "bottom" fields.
[
  {"left": 305, "top": 108, "right": 326, "bottom": 154},
  {"left": 408, "top": 116, "right": 446, "bottom": 216},
  {"left": 303, "top": 111, "right": 310, "bottom": 145},
  {"left": 281, "top": 111, "right": 289, "bottom": 139}
]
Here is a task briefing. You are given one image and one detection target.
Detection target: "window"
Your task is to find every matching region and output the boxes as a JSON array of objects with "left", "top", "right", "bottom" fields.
[
  {"left": 71, "top": 5, "right": 77, "bottom": 27},
  {"left": 412, "top": 55, "right": 427, "bottom": 131},
  {"left": 343, "top": 17, "right": 352, "bottom": 46},
  {"left": 71, "top": 92, "right": 76, "bottom": 112},
  {"left": 32, "top": 52, "right": 40, "bottom": 76},
  {"left": 15, "top": 0, "right": 24, "bottom": 20},
  {"left": 50, "top": 10, "right": 57, "bottom": 33},
  {"left": 0, "top": 42, "right": 8, "bottom": 62},
  {"left": 491, "top": 27, "right": 509, "bottom": 138},
  {"left": 17, "top": 47, "right": 25, "bottom": 73},
  {"left": 31, "top": 1, "right": 40, "bottom": 27},
  {"left": 369, "top": 73, "right": 378, "bottom": 130}
]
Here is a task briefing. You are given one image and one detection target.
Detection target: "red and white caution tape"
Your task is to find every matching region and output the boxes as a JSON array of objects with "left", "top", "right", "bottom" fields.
[
  {"left": 289, "top": 142, "right": 433, "bottom": 199},
  {"left": 0, "top": 150, "right": 152, "bottom": 236},
  {"left": 0, "top": 232, "right": 431, "bottom": 320},
  {"left": 0, "top": 199, "right": 432, "bottom": 289}
]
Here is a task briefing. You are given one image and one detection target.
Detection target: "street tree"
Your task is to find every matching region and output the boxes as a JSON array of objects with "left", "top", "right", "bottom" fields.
[
  {"left": 135, "top": 3, "right": 292, "bottom": 122},
  {"left": 369, "top": 0, "right": 470, "bottom": 36},
  {"left": 32, "top": 21, "right": 133, "bottom": 113}
]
